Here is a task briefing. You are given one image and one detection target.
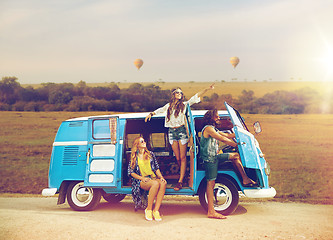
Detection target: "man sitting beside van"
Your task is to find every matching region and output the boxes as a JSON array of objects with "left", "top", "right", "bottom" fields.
[{"left": 200, "top": 109, "right": 257, "bottom": 219}]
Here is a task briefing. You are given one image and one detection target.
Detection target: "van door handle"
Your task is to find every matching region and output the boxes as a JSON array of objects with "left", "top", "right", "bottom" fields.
[{"left": 86, "top": 149, "right": 90, "bottom": 164}]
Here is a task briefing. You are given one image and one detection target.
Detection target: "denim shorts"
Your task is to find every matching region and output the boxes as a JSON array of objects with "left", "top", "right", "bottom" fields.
[
  {"left": 204, "top": 153, "right": 230, "bottom": 181},
  {"left": 168, "top": 125, "right": 188, "bottom": 145}
]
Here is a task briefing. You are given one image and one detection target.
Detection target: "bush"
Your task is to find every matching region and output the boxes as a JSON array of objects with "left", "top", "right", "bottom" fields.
[
  {"left": 0, "top": 103, "right": 11, "bottom": 111},
  {"left": 67, "top": 96, "right": 94, "bottom": 111},
  {"left": 23, "top": 101, "right": 46, "bottom": 112},
  {"left": 106, "top": 100, "right": 125, "bottom": 112},
  {"left": 12, "top": 101, "right": 26, "bottom": 111},
  {"left": 255, "top": 91, "right": 305, "bottom": 114},
  {"left": 1, "top": 77, "right": 331, "bottom": 114}
]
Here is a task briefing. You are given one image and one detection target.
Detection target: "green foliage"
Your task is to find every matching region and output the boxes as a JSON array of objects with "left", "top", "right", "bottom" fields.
[
  {"left": 0, "top": 76, "right": 331, "bottom": 113},
  {"left": 0, "top": 76, "right": 22, "bottom": 104},
  {"left": 48, "top": 83, "right": 75, "bottom": 104}
]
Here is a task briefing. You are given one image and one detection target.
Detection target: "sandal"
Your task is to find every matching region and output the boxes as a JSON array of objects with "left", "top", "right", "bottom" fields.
[{"left": 174, "top": 182, "right": 183, "bottom": 191}]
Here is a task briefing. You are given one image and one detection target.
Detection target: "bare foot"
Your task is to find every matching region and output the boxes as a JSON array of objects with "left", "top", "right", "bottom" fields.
[
  {"left": 243, "top": 178, "right": 257, "bottom": 186},
  {"left": 207, "top": 212, "right": 227, "bottom": 219}
]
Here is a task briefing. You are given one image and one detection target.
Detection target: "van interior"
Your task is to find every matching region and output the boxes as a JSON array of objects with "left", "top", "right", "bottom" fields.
[{"left": 122, "top": 116, "right": 237, "bottom": 189}]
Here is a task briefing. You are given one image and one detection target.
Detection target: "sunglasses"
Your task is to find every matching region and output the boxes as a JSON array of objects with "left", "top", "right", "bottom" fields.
[
  {"left": 140, "top": 139, "right": 145, "bottom": 144},
  {"left": 174, "top": 91, "right": 183, "bottom": 95}
]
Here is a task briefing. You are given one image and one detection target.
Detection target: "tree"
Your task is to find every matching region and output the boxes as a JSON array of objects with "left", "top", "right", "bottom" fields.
[
  {"left": 85, "top": 86, "right": 119, "bottom": 101},
  {"left": 0, "top": 76, "right": 22, "bottom": 104},
  {"left": 75, "top": 80, "right": 87, "bottom": 96},
  {"left": 238, "top": 90, "right": 257, "bottom": 113},
  {"left": 18, "top": 86, "right": 40, "bottom": 102},
  {"left": 256, "top": 91, "right": 305, "bottom": 114},
  {"left": 48, "top": 83, "right": 74, "bottom": 104}
]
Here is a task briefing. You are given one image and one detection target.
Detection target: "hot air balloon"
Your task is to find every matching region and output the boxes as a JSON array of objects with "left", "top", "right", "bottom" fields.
[
  {"left": 134, "top": 58, "right": 144, "bottom": 70},
  {"left": 230, "top": 57, "right": 239, "bottom": 68}
]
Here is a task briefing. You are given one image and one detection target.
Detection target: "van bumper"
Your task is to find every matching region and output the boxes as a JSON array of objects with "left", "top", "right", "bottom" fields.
[
  {"left": 42, "top": 188, "right": 57, "bottom": 196},
  {"left": 243, "top": 187, "right": 276, "bottom": 198}
]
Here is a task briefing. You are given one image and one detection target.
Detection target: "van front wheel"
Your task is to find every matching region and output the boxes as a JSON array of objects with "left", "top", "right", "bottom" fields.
[
  {"left": 67, "top": 182, "right": 101, "bottom": 211},
  {"left": 198, "top": 177, "right": 239, "bottom": 215}
]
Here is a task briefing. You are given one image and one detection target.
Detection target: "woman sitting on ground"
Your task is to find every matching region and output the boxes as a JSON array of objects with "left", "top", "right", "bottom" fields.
[{"left": 128, "top": 137, "right": 167, "bottom": 221}]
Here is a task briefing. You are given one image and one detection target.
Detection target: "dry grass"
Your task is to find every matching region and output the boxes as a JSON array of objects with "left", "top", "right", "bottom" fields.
[
  {"left": 245, "top": 114, "right": 333, "bottom": 203},
  {"left": 0, "top": 111, "right": 107, "bottom": 193},
  {"left": 1, "top": 111, "right": 332, "bottom": 204}
]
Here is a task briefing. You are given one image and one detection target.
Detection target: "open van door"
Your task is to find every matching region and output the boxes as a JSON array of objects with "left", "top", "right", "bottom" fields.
[
  {"left": 84, "top": 117, "right": 120, "bottom": 187},
  {"left": 224, "top": 102, "right": 259, "bottom": 169},
  {"left": 185, "top": 104, "right": 197, "bottom": 190}
]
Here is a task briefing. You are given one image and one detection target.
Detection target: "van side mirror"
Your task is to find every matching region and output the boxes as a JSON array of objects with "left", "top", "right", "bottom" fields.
[{"left": 253, "top": 121, "right": 262, "bottom": 134}]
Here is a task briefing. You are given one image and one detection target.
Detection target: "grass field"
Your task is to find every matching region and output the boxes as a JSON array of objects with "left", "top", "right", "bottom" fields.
[{"left": 0, "top": 111, "right": 332, "bottom": 204}]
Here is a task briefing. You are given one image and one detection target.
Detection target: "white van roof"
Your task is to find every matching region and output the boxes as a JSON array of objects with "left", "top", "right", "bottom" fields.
[{"left": 65, "top": 110, "right": 228, "bottom": 122}]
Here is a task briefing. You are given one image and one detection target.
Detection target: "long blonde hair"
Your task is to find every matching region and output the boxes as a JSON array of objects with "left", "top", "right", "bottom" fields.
[
  {"left": 166, "top": 87, "right": 185, "bottom": 122},
  {"left": 130, "top": 137, "right": 151, "bottom": 169}
]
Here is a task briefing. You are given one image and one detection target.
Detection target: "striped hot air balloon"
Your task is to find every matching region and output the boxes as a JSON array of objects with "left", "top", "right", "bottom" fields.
[
  {"left": 134, "top": 58, "right": 144, "bottom": 70},
  {"left": 230, "top": 57, "right": 239, "bottom": 68}
]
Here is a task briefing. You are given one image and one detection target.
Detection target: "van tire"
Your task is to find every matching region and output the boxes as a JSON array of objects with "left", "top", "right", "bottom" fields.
[
  {"left": 67, "top": 182, "right": 101, "bottom": 211},
  {"left": 198, "top": 177, "right": 239, "bottom": 215},
  {"left": 101, "top": 191, "right": 126, "bottom": 203}
]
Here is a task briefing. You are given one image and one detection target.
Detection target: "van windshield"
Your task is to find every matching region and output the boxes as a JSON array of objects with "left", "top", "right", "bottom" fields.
[{"left": 225, "top": 102, "right": 249, "bottom": 131}]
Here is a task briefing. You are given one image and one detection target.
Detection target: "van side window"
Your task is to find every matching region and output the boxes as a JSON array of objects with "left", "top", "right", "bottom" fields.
[
  {"left": 92, "top": 119, "right": 111, "bottom": 139},
  {"left": 126, "top": 133, "right": 141, "bottom": 150},
  {"left": 151, "top": 133, "right": 166, "bottom": 149}
]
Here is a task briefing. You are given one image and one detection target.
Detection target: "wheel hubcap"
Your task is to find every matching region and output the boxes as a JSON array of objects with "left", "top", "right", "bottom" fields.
[
  {"left": 207, "top": 183, "right": 232, "bottom": 211},
  {"left": 72, "top": 183, "right": 93, "bottom": 207}
]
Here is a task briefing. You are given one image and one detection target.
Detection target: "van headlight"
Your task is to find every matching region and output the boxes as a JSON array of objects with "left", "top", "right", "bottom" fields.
[{"left": 265, "top": 162, "right": 271, "bottom": 176}]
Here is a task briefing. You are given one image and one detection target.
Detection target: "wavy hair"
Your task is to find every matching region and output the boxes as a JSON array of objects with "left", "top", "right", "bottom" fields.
[
  {"left": 202, "top": 109, "right": 218, "bottom": 127},
  {"left": 166, "top": 87, "right": 185, "bottom": 122},
  {"left": 130, "top": 137, "right": 151, "bottom": 169}
]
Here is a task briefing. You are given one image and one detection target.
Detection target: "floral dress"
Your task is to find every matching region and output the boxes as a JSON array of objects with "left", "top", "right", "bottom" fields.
[{"left": 127, "top": 152, "right": 160, "bottom": 211}]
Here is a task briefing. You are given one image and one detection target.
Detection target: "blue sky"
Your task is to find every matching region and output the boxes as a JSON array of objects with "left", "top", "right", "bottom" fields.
[{"left": 1, "top": 0, "right": 333, "bottom": 84}]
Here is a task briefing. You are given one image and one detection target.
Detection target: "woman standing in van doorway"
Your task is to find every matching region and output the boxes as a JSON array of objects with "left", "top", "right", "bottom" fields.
[
  {"left": 128, "top": 137, "right": 167, "bottom": 221},
  {"left": 145, "top": 84, "right": 214, "bottom": 191}
]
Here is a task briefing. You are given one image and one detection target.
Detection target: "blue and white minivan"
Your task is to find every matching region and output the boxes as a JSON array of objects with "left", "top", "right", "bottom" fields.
[{"left": 42, "top": 102, "right": 276, "bottom": 215}]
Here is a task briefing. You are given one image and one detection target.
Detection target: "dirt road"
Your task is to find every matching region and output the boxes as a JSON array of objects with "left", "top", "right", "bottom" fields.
[{"left": 0, "top": 196, "right": 332, "bottom": 240}]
